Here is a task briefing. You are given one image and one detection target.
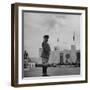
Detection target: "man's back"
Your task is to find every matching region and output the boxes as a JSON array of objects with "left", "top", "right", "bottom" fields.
[{"left": 41, "top": 41, "right": 51, "bottom": 59}]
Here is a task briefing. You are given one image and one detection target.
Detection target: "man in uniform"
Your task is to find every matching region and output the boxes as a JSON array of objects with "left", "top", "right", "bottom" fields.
[{"left": 41, "top": 35, "right": 51, "bottom": 76}]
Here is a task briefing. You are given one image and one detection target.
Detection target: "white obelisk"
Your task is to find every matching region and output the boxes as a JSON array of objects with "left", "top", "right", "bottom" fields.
[{"left": 71, "top": 32, "right": 76, "bottom": 63}]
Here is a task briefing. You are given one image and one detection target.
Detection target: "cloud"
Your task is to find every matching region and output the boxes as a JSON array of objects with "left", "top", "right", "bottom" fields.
[{"left": 24, "top": 12, "right": 80, "bottom": 57}]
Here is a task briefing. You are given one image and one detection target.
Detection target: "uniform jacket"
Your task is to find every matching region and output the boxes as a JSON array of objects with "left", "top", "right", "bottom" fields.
[{"left": 41, "top": 41, "right": 51, "bottom": 59}]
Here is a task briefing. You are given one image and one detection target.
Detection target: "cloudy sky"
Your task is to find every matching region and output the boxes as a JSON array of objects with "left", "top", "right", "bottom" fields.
[{"left": 23, "top": 11, "right": 80, "bottom": 57}]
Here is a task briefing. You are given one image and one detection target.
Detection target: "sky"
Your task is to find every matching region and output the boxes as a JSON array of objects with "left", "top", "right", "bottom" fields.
[{"left": 24, "top": 11, "right": 80, "bottom": 57}]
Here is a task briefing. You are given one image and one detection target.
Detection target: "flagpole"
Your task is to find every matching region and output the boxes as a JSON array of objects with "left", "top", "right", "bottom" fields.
[{"left": 73, "top": 32, "right": 75, "bottom": 45}]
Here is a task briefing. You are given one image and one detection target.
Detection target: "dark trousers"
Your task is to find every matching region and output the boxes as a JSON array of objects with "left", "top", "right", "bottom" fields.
[
  {"left": 42, "top": 66, "right": 47, "bottom": 75},
  {"left": 42, "top": 58, "right": 48, "bottom": 76}
]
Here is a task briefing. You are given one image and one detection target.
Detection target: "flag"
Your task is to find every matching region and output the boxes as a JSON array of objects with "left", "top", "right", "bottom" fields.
[
  {"left": 57, "top": 38, "right": 59, "bottom": 42},
  {"left": 73, "top": 32, "right": 75, "bottom": 41}
]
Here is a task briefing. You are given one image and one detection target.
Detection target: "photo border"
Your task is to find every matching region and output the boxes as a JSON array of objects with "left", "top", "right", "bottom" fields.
[{"left": 11, "top": 3, "right": 88, "bottom": 87}]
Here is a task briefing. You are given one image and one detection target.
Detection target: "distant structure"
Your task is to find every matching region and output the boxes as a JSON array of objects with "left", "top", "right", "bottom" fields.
[
  {"left": 59, "top": 45, "right": 80, "bottom": 64},
  {"left": 38, "top": 32, "right": 80, "bottom": 65},
  {"left": 39, "top": 46, "right": 80, "bottom": 64},
  {"left": 71, "top": 45, "right": 76, "bottom": 63},
  {"left": 62, "top": 49, "right": 71, "bottom": 64},
  {"left": 71, "top": 32, "right": 76, "bottom": 63}
]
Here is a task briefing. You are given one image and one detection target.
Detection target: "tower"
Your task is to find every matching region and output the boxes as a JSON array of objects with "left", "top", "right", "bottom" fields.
[{"left": 71, "top": 32, "right": 76, "bottom": 63}]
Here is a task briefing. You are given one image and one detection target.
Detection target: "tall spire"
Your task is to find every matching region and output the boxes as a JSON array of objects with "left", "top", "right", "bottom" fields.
[
  {"left": 57, "top": 38, "right": 59, "bottom": 42},
  {"left": 73, "top": 32, "right": 75, "bottom": 42}
]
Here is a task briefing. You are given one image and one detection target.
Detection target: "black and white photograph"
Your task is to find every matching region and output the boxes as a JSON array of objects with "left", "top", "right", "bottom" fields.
[
  {"left": 23, "top": 11, "right": 81, "bottom": 77},
  {"left": 11, "top": 3, "right": 88, "bottom": 87}
]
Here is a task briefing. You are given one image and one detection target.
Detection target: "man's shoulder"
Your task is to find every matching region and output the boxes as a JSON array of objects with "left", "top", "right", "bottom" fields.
[{"left": 42, "top": 42, "right": 46, "bottom": 45}]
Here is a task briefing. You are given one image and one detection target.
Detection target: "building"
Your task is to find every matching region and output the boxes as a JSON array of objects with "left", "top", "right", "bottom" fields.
[{"left": 38, "top": 45, "right": 80, "bottom": 64}]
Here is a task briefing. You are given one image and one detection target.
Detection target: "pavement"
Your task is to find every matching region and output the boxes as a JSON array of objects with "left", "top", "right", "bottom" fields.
[{"left": 24, "top": 65, "right": 80, "bottom": 77}]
